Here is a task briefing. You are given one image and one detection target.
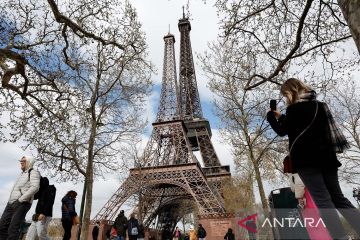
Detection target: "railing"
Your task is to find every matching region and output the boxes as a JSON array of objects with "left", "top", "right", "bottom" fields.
[{"left": 201, "top": 165, "right": 231, "bottom": 176}]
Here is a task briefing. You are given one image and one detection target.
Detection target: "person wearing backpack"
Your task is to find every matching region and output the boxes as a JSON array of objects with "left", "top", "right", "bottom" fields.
[
  {"left": 197, "top": 224, "right": 206, "bottom": 240},
  {"left": 92, "top": 221, "right": 100, "bottom": 240},
  {"left": 127, "top": 213, "right": 139, "bottom": 240},
  {"left": 61, "top": 190, "right": 78, "bottom": 240},
  {"left": 26, "top": 176, "right": 56, "bottom": 240},
  {"left": 223, "top": 228, "right": 234, "bottom": 240},
  {"left": 114, "top": 210, "right": 127, "bottom": 240},
  {"left": 0, "top": 156, "right": 40, "bottom": 240}
]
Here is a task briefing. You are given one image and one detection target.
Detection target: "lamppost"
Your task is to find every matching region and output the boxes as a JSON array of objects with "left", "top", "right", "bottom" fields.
[{"left": 353, "top": 187, "right": 360, "bottom": 208}]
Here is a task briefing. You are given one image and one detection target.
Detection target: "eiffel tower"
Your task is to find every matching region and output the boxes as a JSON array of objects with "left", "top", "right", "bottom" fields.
[{"left": 93, "top": 12, "right": 231, "bottom": 230}]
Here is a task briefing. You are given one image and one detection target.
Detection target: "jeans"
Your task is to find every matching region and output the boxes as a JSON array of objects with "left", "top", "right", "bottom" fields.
[
  {"left": 0, "top": 201, "right": 31, "bottom": 240},
  {"left": 26, "top": 216, "right": 52, "bottom": 240},
  {"left": 61, "top": 218, "right": 73, "bottom": 240},
  {"left": 298, "top": 168, "right": 360, "bottom": 239},
  {"left": 117, "top": 236, "right": 126, "bottom": 240}
]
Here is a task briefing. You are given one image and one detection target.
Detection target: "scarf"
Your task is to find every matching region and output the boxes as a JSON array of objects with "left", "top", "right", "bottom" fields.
[{"left": 299, "top": 91, "right": 350, "bottom": 153}]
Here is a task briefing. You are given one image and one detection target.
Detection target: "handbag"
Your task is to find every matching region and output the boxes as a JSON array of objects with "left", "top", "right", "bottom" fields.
[
  {"left": 283, "top": 155, "right": 293, "bottom": 173},
  {"left": 283, "top": 101, "right": 318, "bottom": 173}
]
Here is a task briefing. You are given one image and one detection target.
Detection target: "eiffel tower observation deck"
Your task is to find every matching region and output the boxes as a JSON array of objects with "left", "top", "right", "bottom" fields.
[
  {"left": 93, "top": 11, "right": 231, "bottom": 230},
  {"left": 178, "top": 10, "right": 230, "bottom": 177}
]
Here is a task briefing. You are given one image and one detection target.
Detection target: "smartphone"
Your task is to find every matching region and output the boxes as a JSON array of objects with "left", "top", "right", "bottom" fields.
[{"left": 270, "top": 99, "right": 277, "bottom": 111}]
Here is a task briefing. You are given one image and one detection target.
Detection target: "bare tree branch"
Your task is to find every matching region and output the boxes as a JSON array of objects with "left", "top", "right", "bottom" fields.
[{"left": 47, "top": 0, "right": 125, "bottom": 50}]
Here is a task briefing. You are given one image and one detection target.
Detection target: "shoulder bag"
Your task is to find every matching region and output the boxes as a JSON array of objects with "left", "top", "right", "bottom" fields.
[{"left": 283, "top": 101, "right": 318, "bottom": 173}]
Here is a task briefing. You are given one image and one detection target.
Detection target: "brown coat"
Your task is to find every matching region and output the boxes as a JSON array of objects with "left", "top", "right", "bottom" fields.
[{"left": 189, "top": 229, "right": 197, "bottom": 240}]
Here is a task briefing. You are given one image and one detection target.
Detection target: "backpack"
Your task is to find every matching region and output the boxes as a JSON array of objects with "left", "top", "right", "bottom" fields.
[
  {"left": 28, "top": 168, "right": 49, "bottom": 200},
  {"left": 129, "top": 220, "right": 138, "bottom": 235},
  {"left": 198, "top": 227, "right": 206, "bottom": 237},
  {"left": 131, "top": 227, "right": 138, "bottom": 235}
]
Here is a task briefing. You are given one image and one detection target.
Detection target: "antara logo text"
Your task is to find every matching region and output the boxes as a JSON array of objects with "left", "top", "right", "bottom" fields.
[{"left": 238, "top": 213, "right": 326, "bottom": 232}]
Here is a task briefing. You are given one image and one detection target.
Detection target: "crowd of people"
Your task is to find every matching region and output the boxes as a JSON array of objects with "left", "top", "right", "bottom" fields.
[
  {"left": 0, "top": 155, "right": 79, "bottom": 240},
  {"left": 107, "top": 211, "right": 144, "bottom": 240},
  {"left": 155, "top": 224, "right": 206, "bottom": 240},
  {"left": 0, "top": 156, "right": 211, "bottom": 240}
]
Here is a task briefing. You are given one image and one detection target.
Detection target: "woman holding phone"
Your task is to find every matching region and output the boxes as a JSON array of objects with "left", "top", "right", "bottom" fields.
[{"left": 267, "top": 78, "right": 360, "bottom": 239}]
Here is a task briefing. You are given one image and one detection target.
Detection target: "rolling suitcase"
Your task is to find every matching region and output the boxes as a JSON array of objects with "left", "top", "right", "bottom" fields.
[{"left": 269, "top": 187, "right": 310, "bottom": 240}]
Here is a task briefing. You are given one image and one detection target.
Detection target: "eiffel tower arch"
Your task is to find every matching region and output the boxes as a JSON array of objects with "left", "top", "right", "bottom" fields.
[{"left": 93, "top": 13, "right": 231, "bottom": 231}]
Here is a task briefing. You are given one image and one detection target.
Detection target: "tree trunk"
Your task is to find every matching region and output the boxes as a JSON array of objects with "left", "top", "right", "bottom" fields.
[
  {"left": 253, "top": 162, "right": 269, "bottom": 212},
  {"left": 338, "top": 0, "right": 360, "bottom": 54},
  {"left": 247, "top": 173, "right": 256, "bottom": 211},
  {"left": 80, "top": 120, "right": 97, "bottom": 240},
  {"left": 248, "top": 145, "right": 269, "bottom": 213}
]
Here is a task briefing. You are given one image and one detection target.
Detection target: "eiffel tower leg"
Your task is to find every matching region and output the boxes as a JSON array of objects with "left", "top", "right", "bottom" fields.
[
  {"left": 93, "top": 174, "right": 147, "bottom": 222},
  {"left": 196, "top": 127, "right": 220, "bottom": 167},
  {"left": 180, "top": 168, "right": 225, "bottom": 216}
]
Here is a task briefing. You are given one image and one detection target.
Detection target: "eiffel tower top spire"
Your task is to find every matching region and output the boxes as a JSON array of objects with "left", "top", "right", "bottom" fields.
[
  {"left": 155, "top": 33, "right": 180, "bottom": 122},
  {"left": 178, "top": 11, "right": 202, "bottom": 120}
]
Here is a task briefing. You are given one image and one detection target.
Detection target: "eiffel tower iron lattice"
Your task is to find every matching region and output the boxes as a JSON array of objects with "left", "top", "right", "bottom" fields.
[{"left": 93, "top": 14, "right": 231, "bottom": 229}]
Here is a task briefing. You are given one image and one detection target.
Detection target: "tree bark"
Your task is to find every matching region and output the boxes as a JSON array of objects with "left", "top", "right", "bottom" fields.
[
  {"left": 253, "top": 162, "right": 269, "bottom": 212},
  {"left": 80, "top": 119, "right": 96, "bottom": 240},
  {"left": 338, "top": 0, "right": 360, "bottom": 54},
  {"left": 247, "top": 173, "right": 256, "bottom": 211},
  {"left": 247, "top": 144, "right": 269, "bottom": 212}
]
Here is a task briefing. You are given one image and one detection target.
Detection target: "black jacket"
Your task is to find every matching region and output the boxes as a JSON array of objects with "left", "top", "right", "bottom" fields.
[
  {"left": 92, "top": 224, "right": 99, "bottom": 239},
  {"left": 267, "top": 101, "right": 341, "bottom": 172},
  {"left": 114, "top": 213, "right": 128, "bottom": 237},
  {"left": 197, "top": 226, "right": 206, "bottom": 238},
  {"left": 137, "top": 224, "right": 145, "bottom": 238},
  {"left": 35, "top": 185, "right": 56, "bottom": 216},
  {"left": 161, "top": 228, "right": 172, "bottom": 240},
  {"left": 127, "top": 217, "right": 139, "bottom": 236},
  {"left": 224, "top": 231, "right": 235, "bottom": 240}
]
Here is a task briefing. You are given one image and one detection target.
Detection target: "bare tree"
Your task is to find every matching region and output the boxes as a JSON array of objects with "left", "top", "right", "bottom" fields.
[
  {"left": 1, "top": 1, "right": 153, "bottom": 239},
  {"left": 213, "top": 0, "right": 359, "bottom": 90},
  {"left": 0, "top": 0, "right": 144, "bottom": 116},
  {"left": 328, "top": 79, "right": 360, "bottom": 185},
  {"left": 222, "top": 175, "right": 255, "bottom": 214},
  {"left": 199, "top": 42, "right": 287, "bottom": 212},
  {"left": 201, "top": 0, "right": 359, "bottom": 209}
]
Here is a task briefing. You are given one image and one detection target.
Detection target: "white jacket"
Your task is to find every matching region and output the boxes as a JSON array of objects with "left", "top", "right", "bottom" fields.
[{"left": 8, "top": 159, "right": 40, "bottom": 204}]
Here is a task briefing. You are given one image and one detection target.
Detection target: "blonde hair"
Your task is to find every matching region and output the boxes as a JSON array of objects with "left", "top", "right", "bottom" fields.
[{"left": 280, "top": 78, "right": 312, "bottom": 105}]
